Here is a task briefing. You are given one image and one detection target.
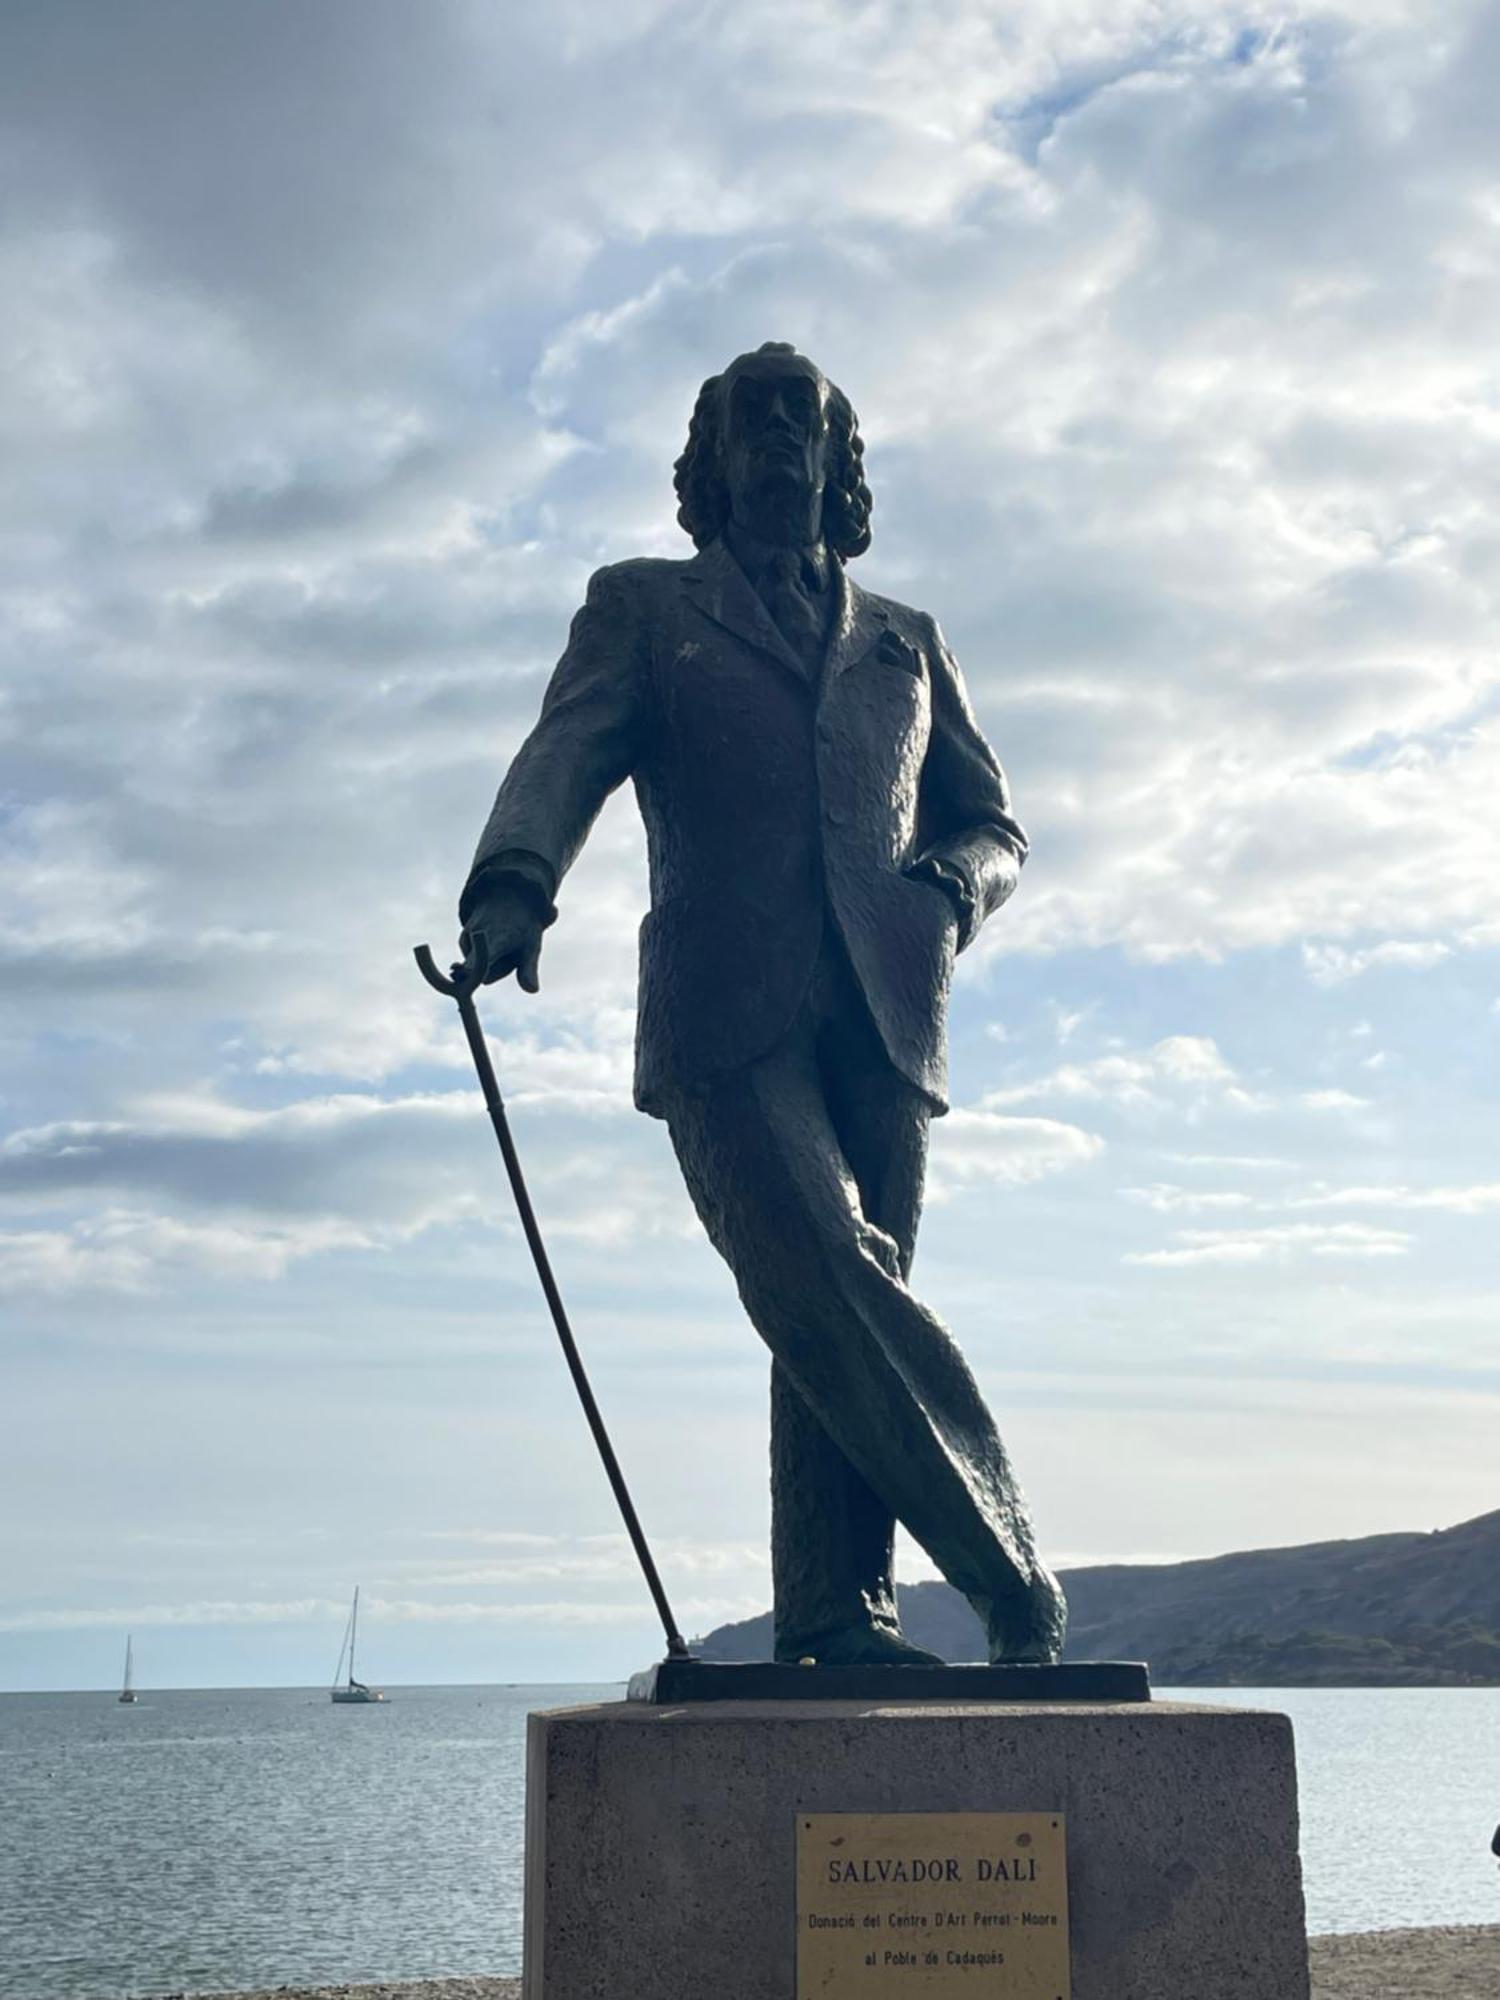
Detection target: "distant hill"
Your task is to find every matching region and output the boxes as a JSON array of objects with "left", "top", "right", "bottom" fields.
[{"left": 695, "top": 1507, "right": 1500, "bottom": 1685}]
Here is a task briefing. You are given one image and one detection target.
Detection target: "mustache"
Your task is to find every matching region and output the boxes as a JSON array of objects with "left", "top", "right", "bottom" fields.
[{"left": 747, "top": 460, "right": 811, "bottom": 486}]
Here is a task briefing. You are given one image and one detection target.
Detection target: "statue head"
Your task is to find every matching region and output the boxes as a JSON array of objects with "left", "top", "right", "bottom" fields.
[{"left": 674, "top": 342, "right": 873, "bottom": 560}]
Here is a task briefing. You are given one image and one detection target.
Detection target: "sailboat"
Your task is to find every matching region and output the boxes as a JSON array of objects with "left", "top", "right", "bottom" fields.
[
  {"left": 118, "top": 1634, "right": 139, "bottom": 1704},
  {"left": 330, "top": 1586, "right": 386, "bottom": 1704}
]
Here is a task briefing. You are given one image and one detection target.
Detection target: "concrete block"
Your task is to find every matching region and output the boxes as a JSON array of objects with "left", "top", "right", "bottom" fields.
[{"left": 523, "top": 1698, "right": 1309, "bottom": 1998}]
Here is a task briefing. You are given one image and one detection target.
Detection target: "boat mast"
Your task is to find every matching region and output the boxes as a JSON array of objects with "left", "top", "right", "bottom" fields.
[
  {"left": 331, "top": 1597, "right": 353, "bottom": 1690},
  {"left": 349, "top": 1586, "right": 359, "bottom": 1687},
  {"left": 122, "top": 1634, "right": 133, "bottom": 1696}
]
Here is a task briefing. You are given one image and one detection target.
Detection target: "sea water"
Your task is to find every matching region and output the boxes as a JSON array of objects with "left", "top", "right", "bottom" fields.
[{"left": 0, "top": 1683, "right": 1496, "bottom": 1999}]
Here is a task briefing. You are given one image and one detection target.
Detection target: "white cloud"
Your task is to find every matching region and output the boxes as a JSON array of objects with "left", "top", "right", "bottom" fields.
[
  {"left": 1121, "top": 1177, "right": 1500, "bottom": 1229},
  {"left": 1120, "top": 1184, "right": 1259, "bottom": 1215},
  {"left": 1299, "top": 1088, "right": 1371, "bottom": 1112},
  {"left": 0, "top": 1079, "right": 693, "bottom": 1289},
  {"left": 1152, "top": 1036, "right": 1238, "bottom": 1083},
  {"left": 412, "top": 1529, "right": 563, "bottom": 1548},
  {"left": 1127, "top": 1221, "right": 1412, "bottom": 1267},
  {"left": 1288, "top": 1182, "right": 1500, "bottom": 1216},
  {"left": 1051, "top": 1005, "right": 1092, "bottom": 1044},
  {"left": 0, "top": 1598, "right": 341, "bottom": 1634},
  {"left": 1115, "top": 1173, "right": 1500, "bottom": 1297},
  {"left": 0, "top": 1594, "right": 703, "bottom": 1634},
  {"left": 927, "top": 1109, "right": 1104, "bottom": 1198},
  {"left": 0, "top": 1090, "right": 482, "bottom": 1224},
  {"left": 983, "top": 1035, "right": 1263, "bottom": 1115},
  {"left": 363, "top": 1596, "right": 758, "bottom": 1629},
  {"left": 382, "top": 1534, "right": 769, "bottom": 1591},
  {"left": 1302, "top": 938, "right": 1455, "bottom": 984},
  {"left": 0, "top": 1210, "right": 376, "bottom": 1293}
]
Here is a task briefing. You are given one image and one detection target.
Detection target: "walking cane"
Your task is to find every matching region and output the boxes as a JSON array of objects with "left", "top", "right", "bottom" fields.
[{"left": 415, "top": 931, "right": 691, "bottom": 1663}]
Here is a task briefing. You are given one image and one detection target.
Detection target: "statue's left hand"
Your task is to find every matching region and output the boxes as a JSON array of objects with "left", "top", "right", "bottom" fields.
[{"left": 907, "top": 852, "right": 973, "bottom": 928}]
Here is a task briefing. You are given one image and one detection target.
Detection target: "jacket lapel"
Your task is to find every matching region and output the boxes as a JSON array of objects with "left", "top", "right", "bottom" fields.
[
  {"left": 824, "top": 567, "right": 890, "bottom": 683},
  {"left": 680, "top": 539, "right": 810, "bottom": 685}
]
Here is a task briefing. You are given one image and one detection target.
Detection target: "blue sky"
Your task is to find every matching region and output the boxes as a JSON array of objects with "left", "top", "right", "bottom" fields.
[{"left": 2, "top": 0, "right": 1498, "bottom": 1690}]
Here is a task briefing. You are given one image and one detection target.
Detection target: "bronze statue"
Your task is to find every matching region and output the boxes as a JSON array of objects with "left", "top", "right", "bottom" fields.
[{"left": 456, "top": 342, "right": 1065, "bottom": 1666}]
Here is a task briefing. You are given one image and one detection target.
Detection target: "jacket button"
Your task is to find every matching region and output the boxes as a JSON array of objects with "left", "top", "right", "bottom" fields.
[{"left": 825, "top": 807, "right": 847, "bottom": 828}]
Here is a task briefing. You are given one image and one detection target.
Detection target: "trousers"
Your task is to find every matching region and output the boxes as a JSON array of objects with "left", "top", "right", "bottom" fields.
[{"left": 663, "top": 922, "right": 1056, "bottom": 1662}]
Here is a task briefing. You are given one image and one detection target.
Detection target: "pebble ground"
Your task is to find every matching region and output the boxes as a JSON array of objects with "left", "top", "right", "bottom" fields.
[{"left": 153, "top": 1923, "right": 1500, "bottom": 1998}]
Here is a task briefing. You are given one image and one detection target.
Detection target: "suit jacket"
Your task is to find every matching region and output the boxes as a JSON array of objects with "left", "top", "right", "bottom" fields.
[{"left": 462, "top": 537, "right": 1027, "bottom": 1117}]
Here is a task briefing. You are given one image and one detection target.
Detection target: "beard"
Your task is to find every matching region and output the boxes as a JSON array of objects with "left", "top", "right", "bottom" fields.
[{"left": 739, "top": 460, "right": 821, "bottom": 542}]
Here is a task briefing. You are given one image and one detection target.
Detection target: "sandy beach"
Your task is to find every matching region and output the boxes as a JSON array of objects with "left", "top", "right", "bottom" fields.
[
  {"left": 155, "top": 1923, "right": 1500, "bottom": 2000},
  {"left": 1307, "top": 1924, "right": 1500, "bottom": 1996}
]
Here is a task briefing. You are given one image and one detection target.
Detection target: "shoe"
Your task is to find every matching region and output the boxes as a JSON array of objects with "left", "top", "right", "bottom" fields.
[
  {"left": 987, "top": 1563, "right": 1068, "bottom": 1665},
  {"left": 775, "top": 1623, "right": 946, "bottom": 1668}
]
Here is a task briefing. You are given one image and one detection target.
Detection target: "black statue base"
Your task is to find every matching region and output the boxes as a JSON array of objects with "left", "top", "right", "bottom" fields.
[{"left": 627, "top": 1656, "right": 1150, "bottom": 1704}]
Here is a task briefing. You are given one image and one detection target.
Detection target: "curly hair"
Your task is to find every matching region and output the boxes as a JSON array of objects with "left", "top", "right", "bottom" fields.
[{"left": 673, "top": 342, "right": 873, "bottom": 561}]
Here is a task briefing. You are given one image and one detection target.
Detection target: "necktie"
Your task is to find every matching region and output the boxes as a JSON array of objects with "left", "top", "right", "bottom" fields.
[{"left": 763, "top": 549, "right": 828, "bottom": 671}]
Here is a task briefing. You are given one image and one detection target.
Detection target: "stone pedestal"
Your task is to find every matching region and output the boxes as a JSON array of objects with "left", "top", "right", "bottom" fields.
[{"left": 523, "top": 1698, "right": 1309, "bottom": 1999}]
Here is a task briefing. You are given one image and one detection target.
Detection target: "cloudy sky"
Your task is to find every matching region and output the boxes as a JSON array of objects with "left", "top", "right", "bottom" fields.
[{"left": 3, "top": 0, "right": 1498, "bottom": 1690}]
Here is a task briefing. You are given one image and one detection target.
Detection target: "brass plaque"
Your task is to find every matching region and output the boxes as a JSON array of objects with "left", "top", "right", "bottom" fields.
[{"left": 796, "top": 1811, "right": 1069, "bottom": 1998}]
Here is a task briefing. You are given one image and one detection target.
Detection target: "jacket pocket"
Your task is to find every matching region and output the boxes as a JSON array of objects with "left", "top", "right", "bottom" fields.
[{"left": 876, "top": 629, "right": 925, "bottom": 677}]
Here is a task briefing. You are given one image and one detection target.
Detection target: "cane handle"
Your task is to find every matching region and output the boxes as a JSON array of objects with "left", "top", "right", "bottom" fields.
[{"left": 413, "top": 929, "right": 488, "bottom": 1000}]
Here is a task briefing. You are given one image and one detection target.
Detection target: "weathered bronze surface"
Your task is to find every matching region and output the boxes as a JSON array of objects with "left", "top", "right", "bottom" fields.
[
  {"left": 458, "top": 342, "right": 1066, "bottom": 1665},
  {"left": 796, "top": 1811, "right": 1070, "bottom": 1997}
]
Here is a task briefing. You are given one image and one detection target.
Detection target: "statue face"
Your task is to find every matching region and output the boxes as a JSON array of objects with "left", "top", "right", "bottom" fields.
[{"left": 720, "top": 351, "right": 830, "bottom": 542}]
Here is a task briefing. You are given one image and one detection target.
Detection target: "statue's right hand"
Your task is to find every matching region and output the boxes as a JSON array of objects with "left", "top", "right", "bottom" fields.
[{"left": 460, "top": 882, "right": 546, "bottom": 993}]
